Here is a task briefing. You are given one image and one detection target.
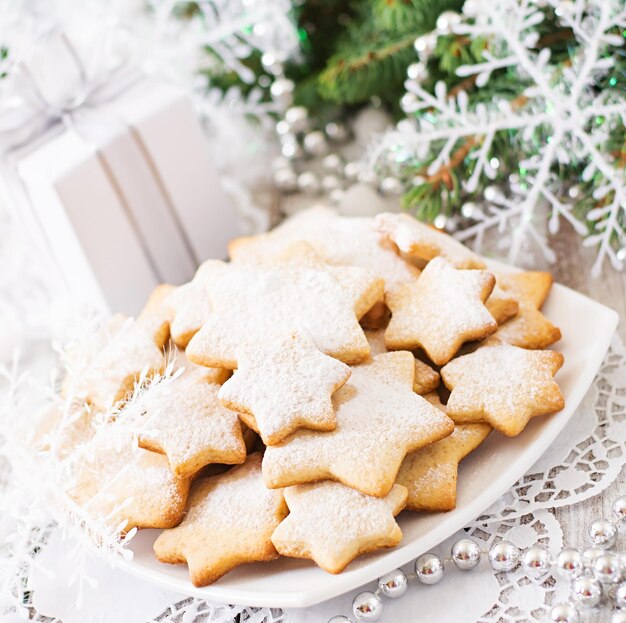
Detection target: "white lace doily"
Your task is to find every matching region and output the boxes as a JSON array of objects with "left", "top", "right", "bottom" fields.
[{"left": 7, "top": 335, "right": 624, "bottom": 623}]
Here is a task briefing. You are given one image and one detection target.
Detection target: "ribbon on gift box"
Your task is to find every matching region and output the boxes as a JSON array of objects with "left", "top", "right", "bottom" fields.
[{"left": 0, "top": 30, "right": 201, "bottom": 311}]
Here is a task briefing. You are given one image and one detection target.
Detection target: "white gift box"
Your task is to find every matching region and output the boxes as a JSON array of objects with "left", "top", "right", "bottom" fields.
[{"left": 0, "top": 34, "right": 240, "bottom": 315}]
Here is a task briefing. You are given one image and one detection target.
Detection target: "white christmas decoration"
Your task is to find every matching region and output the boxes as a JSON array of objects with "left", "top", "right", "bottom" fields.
[{"left": 368, "top": 0, "right": 626, "bottom": 275}]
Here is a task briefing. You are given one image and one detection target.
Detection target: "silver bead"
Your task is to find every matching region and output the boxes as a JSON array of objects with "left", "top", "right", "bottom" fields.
[
  {"left": 451, "top": 538, "right": 481, "bottom": 570},
  {"left": 276, "top": 120, "right": 291, "bottom": 136},
  {"left": 272, "top": 156, "right": 290, "bottom": 171},
  {"left": 461, "top": 202, "right": 477, "bottom": 218},
  {"left": 344, "top": 161, "right": 364, "bottom": 181},
  {"left": 568, "top": 185, "right": 581, "bottom": 199},
  {"left": 303, "top": 131, "right": 329, "bottom": 156},
  {"left": 325, "top": 121, "right": 349, "bottom": 143},
  {"left": 329, "top": 188, "right": 345, "bottom": 205},
  {"left": 615, "top": 581, "right": 626, "bottom": 608},
  {"left": 570, "top": 575, "right": 603, "bottom": 609},
  {"left": 352, "top": 591, "right": 383, "bottom": 621},
  {"left": 378, "top": 568, "right": 408, "bottom": 598},
  {"left": 521, "top": 546, "right": 552, "bottom": 577},
  {"left": 322, "top": 153, "right": 343, "bottom": 173},
  {"left": 379, "top": 177, "right": 404, "bottom": 196},
  {"left": 556, "top": 548, "right": 585, "bottom": 578},
  {"left": 270, "top": 78, "right": 295, "bottom": 107},
  {"left": 617, "top": 248, "right": 626, "bottom": 263},
  {"left": 433, "top": 214, "right": 447, "bottom": 230},
  {"left": 407, "top": 62, "right": 428, "bottom": 83},
  {"left": 462, "top": 0, "right": 479, "bottom": 17},
  {"left": 589, "top": 518, "right": 617, "bottom": 549},
  {"left": 611, "top": 611, "right": 626, "bottom": 623},
  {"left": 612, "top": 496, "right": 626, "bottom": 525},
  {"left": 358, "top": 169, "right": 379, "bottom": 186},
  {"left": 414, "top": 33, "right": 437, "bottom": 59},
  {"left": 415, "top": 553, "right": 444, "bottom": 584},
  {"left": 400, "top": 92, "right": 418, "bottom": 113},
  {"left": 281, "top": 140, "right": 303, "bottom": 160},
  {"left": 297, "top": 171, "right": 320, "bottom": 194},
  {"left": 273, "top": 167, "right": 298, "bottom": 192},
  {"left": 488, "top": 540, "right": 520, "bottom": 572},
  {"left": 583, "top": 547, "right": 605, "bottom": 568},
  {"left": 550, "top": 604, "right": 580, "bottom": 623},
  {"left": 261, "top": 51, "right": 284, "bottom": 76},
  {"left": 284, "top": 106, "right": 309, "bottom": 133},
  {"left": 328, "top": 617, "right": 352, "bottom": 623},
  {"left": 593, "top": 552, "right": 621, "bottom": 584},
  {"left": 436, "top": 10, "right": 462, "bottom": 34},
  {"left": 321, "top": 174, "right": 342, "bottom": 193},
  {"left": 483, "top": 185, "right": 501, "bottom": 202}
]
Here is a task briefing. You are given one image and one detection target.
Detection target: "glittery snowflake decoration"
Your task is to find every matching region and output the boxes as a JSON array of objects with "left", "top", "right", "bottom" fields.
[{"left": 370, "top": 0, "right": 626, "bottom": 275}]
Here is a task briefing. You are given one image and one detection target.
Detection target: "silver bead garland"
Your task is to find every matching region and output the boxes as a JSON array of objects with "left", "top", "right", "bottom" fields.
[{"left": 328, "top": 496, "right": 626, "bottom": 622}]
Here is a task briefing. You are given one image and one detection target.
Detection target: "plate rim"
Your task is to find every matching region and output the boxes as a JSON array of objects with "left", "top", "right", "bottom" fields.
[{"left": 118, "top": 280, "right": 619, "bottom": 608}]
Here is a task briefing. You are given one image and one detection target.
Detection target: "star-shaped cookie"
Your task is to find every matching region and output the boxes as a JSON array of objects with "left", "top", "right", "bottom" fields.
[
  {"left": 219, "top": 332, "right": 350, "bottom": 445},
  {"left": 262, "top": 351, "right": 454, "bottom": 497},
  {"left": 375, "top": 212, "right": 486, "bottom": 269},
  {"left": 271, "top": 482, "right": 408, "bottom": 574},
  {"left": 440, "top": 338, "right": 565, "bottom": 436},
  {"left": 366, "top": 329, "right": 440, "bottom": 394},
  {"left": 67, "top": 427, "right": 190, "bottom": 531},
  {"left": 494, "top": 271, "right": 561, "bottom": 349},
  {"left": 385, "top": 257, "right": 497, "bottom": 365},
  {"left": 229, "top": 206, "right": 420, "bottom": 295},
  {"left": 153, "top": 453, "right": 287, "bottom": 587},
  {"left": 396, "top": 394, "right": 491, "bottom": 511},
  {"left": 62, "top": 307, "right": 169, "bottom": 410},
  {"left": 135, "top": 363, "right": 247, "bottom": 478}
]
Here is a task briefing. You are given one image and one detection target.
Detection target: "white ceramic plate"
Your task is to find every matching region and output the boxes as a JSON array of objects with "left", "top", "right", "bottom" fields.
[{"left": 120, "top": 270, "right": 618, "bottom": 608}]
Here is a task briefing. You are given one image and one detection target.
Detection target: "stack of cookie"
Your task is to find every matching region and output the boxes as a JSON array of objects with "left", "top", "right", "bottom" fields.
[{"left": 48, "top": 207, "right": 565, "bottom": 587}]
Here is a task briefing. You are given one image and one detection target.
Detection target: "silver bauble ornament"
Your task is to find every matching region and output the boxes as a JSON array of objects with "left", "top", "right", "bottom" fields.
[
  {"left": 589, "top": 518, "right": 617, "bottom": 549},
  {"left": 328, "top": 617, "right": 352, "bottom": 623},
  {"left": 612, "top": 611, "right": 626, "bottom": 623},
  {"left": 325, "top": 121, "right": 349, "bottom": 143},
  {"left": 322, "top": 153, "right": 343, "bottom": 173},
  {"left": 284, "top": 106, "right": 309, "bottom": 133},
  {"left": 550, "top": 604, "right": 581, "bottom": 623},
  {"left": 321, "top": 174, "right": 342, "bottom": 193},
  {"left": 414, "top": 32, "right": 437, "bottom": 59},
  {"left": 617, "top": 248, "right": 626, "bottom": 263},
  {"left": 436, "top": 10, "right": 462, "bottom": 34},
  {"left": 344, "top": 161, "right": 364, "bottom": 181},
  {"left": 378, "top": 569, "right": 408, "bottom": 598},
  {"left": 303, "top": 131, "right": 329, "bottom": 156},
  {"left": 570, "top": 575, "right": 602, "bottom": 608},
  {"left": 352, "top": 591, "right": 383, "bottom": 621},
  {"left": 612, "top": 496, "right": 626, "bottom": 525},
  {"left": 328, "top": 188, "right": 345, "bottom": 206},
  {"left": 556, "top": 548, "right": 584, "bottom": 578},
  {"left": 407, "top": 62, "right": 428, "bottom": 83},
  {"left": 297, "top": 171, "right": 320, "bottom": 194},
  {"left": 593, "top": 552, "right": 621, "bottom": 584},
  {"left": 521, "top": 546, "right": 552, "bottom": 577},
  {"left": 379, "top": 177, "right": 404, "bottom": 196},
  {"left": 488, "top": 540, "right": 520, "bottom": 572},
  {"left": 615, "top": 581, "right": 626, "bottom": 609},
  {"left": 273, "top": 167, "right": 298, "bottom": 192},
  {"left": 270, "top": 78, "right": 295, "bottom": 107},
  {"left": 415, "top": 553, "right": 444, "bottom": 584},
  {"left": 451, "top": 538, "right": 481, "bottom": 570},
  {"left": 484, "top": 185, "right": 501, "bottom": 202}
]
